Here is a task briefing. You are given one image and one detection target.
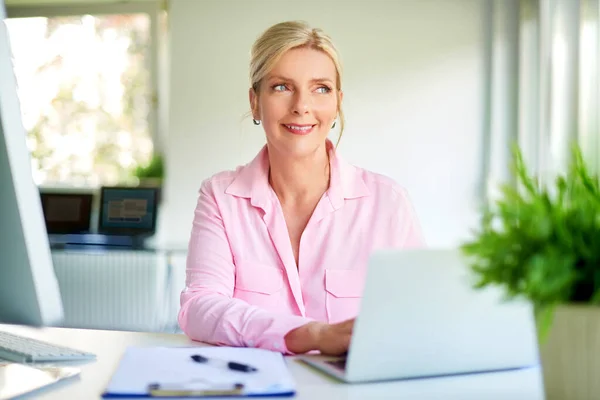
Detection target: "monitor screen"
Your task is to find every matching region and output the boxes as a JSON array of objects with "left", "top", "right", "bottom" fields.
[
  {"left": 40, "top": 193, "right": 93, "bottom": 234},
  {"left": 98, "top": 187, "right": 158, "bottom": 235}
]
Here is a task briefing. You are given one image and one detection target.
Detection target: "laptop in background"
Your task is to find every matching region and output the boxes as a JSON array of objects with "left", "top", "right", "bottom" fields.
[
  {"left": 94, "top": 186, "right": 158, "bottom": 248},
  {"left": 98, "top": 186, "right": 157, "bottom": 232},
  {"left": 299, "top": 249, "right": 540, "bottom": 383},
  {"left": 40, "top": 192, "right": 93, "bottom": 235}
]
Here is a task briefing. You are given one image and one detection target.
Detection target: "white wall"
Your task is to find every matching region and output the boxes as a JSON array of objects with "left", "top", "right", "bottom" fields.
[{"left": 160, "top": 0, "right": 487, "bottom": 248}]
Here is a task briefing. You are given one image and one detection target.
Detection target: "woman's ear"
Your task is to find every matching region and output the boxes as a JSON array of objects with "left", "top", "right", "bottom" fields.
[{"left": 249, "top": 88, "right": 259, "bottom": 119}]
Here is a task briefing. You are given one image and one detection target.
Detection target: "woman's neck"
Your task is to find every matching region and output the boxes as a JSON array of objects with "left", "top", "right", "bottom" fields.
[{"left": 268, "top": 146, "right": 330, "bottom": 206}]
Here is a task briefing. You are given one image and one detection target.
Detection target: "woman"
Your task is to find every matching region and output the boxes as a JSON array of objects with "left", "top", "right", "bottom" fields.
[{"left": 178, "top": 21, "right": 425, "bottom": 356}]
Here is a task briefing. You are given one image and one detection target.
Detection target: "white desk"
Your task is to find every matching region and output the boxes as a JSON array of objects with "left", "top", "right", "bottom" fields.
[{"left": 1, "top": 324, "right": 545, "bottom": 399}]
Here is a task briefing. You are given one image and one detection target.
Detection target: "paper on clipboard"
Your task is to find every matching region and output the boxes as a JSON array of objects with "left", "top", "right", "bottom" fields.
[{"left": 103, "top": 346, "right": 296, "bottom": 398}]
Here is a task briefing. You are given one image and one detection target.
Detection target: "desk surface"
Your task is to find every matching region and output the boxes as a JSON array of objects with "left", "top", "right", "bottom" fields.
[{"left": 0, "top": 324, "right": 545, "bottom": 399}]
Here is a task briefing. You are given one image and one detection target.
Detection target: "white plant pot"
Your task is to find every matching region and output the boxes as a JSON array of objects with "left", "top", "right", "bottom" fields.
[{"left": 539, "top": 305, "right": 600, "bottom": 400}]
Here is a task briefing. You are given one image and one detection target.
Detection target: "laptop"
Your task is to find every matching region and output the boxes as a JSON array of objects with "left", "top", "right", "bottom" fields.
[
  {"left": 40, "top": 192, "right": 94, "bottom": 235},
  {"left": 299, "top": 249, "right": 540, "bottom": 383}
]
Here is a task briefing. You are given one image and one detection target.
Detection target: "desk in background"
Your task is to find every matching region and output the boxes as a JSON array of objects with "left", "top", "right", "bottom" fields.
[{"left": 0, "top": 324, "right": 545, "bottom": 399}]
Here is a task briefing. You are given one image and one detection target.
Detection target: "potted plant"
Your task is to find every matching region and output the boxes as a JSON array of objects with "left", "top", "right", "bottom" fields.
[
  {"left": 133, "top": 152, "right": 164, "bottom": 188},
  {"left": 461, "top": 144, "right": 600, "bottom": 400}
]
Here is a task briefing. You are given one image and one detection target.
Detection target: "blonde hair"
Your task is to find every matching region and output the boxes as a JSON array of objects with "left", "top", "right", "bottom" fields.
[{"left": 249, "top": 21, "right": 345, "bottom": 144}]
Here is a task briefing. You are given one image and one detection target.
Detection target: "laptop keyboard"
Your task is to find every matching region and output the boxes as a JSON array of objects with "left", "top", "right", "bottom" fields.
[{"left": 325, "top": 358, "right": 347, "bottom": 371}]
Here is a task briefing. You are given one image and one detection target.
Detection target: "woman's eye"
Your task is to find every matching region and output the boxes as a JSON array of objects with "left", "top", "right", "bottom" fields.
[
  {"left": 273, "top": 84, "right": 287, "bottom": 92},
  {"left": 316, "top": 86, "right": 331, "bottom": 94}
]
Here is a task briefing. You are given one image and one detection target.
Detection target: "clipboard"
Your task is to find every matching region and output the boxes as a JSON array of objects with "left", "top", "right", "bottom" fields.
[{"left": 102, "top": 346, "right": 296, "bottom": 398}]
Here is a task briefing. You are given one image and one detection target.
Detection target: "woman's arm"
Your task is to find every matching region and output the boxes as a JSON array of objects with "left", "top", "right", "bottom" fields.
[{"left": 178, "top": 179, "right": 310, "bottom": 354}]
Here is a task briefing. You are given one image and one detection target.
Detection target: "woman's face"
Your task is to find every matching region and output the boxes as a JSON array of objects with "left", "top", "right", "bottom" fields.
[{"left": 250, "top": 47, "right": 341, "bottom": 159}]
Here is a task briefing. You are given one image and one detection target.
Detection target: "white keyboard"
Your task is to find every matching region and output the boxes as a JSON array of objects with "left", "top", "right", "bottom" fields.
[{"left": 0, "top": 331, "right": 96, "bottom": 363}]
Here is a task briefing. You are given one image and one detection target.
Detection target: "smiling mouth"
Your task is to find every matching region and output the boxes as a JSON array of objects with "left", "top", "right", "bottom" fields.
[{"left": 282, "top": 124, "right": 316, "bottom": 135}]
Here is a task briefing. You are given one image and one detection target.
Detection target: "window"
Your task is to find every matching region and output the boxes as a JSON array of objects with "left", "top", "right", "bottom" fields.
[{"left": 6, "top": 4, "right": 159, "bottom": 187}]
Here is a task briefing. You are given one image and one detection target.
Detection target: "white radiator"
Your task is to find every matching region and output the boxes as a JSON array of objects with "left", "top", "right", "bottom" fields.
[{"left": 51, "top": 249, "right": 178, "bottom": 332}]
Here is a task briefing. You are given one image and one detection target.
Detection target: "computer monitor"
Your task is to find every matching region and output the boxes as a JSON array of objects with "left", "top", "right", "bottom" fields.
[
  {"left": 40, "top": 192, "right": 93, "bottom": 234},
  {"left": 0, "top": 11, "right": 64, "bottom": 326},
  {"left": 98, "top": 186, "right": 158, "bottom": 236}
]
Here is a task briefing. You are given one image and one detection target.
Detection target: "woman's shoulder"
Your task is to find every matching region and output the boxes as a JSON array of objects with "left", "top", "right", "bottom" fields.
[
  {"left": 200, "top": 169, "right": 239, "bottom": 189},
  {"left": 195, "top": 165, "right": 242, "bottom": 196},
  {"left": 199, "top": 148, "right": 267, "bottom": 195},
  {"left": 352, "top": 164, "right": 412, "bottom": 201},
  {"left": 197, "top": 158, "right": 260, "bottom": 198}
]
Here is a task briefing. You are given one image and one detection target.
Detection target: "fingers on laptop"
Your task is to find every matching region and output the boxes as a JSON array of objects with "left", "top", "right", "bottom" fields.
[
  {"left": 284, "top": 318, "right": 356, "bottom": 356},
  {"left": 318, "top": 318, "right": 355, "bottom": 356}
]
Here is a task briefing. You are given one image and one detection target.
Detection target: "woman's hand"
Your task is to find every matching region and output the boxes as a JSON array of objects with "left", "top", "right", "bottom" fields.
[{"left": 284, "top": 319, "right": 355, "bottom": 355}]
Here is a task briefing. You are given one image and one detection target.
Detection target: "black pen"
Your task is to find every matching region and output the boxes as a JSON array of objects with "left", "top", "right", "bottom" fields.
[{"left": 190, "top": 354, "right": 258, "bottom": 372}]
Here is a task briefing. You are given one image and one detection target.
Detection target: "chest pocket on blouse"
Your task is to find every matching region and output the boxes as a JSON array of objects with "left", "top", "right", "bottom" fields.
[
  {"left": 234, "top": 261, "right": 285, "bottom": 310},
  {"left": 325, "top": 269, "right": 365, "bottom": 324}
]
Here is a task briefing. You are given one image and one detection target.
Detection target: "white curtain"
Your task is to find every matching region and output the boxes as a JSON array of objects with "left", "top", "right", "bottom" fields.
[{"left": 484, "top": 0, "right": 600, "bottom": 202}]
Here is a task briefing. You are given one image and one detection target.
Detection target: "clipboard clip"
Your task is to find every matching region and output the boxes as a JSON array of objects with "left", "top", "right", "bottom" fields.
[{"left": 147, "top": 382, "right": 245, "bottom": 397}]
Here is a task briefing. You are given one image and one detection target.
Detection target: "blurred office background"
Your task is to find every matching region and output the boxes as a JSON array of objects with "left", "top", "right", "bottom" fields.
[{"left": 2, "top": 0, "right": 599, "bottom": 333}]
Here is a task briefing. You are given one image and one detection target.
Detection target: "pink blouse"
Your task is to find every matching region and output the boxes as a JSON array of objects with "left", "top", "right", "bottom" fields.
[{"left": 178, "top": 143, "right": 425, "bottom": 353}]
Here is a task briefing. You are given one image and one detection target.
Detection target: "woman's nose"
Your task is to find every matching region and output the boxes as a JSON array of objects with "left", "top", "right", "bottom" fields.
[{"left": 291, "top": 90, "right": 310, "bottom": 115}]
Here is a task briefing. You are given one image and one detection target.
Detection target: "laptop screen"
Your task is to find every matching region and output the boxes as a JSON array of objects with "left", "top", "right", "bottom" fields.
[
  {"left": 98, "top": 187, "right": 158, "bottom": 235},
  {"left": 40, "top": 193, "right": 93, "bottom": 234}
]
